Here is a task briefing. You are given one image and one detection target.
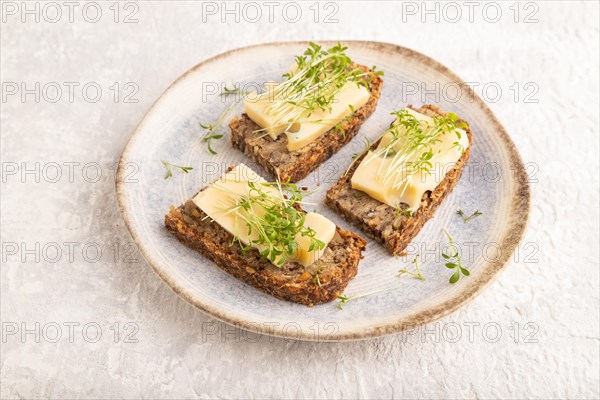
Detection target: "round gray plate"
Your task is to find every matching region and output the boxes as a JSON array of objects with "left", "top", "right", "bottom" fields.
[{"left": 116, "top": 41, "right": 530, "bottom": 341}]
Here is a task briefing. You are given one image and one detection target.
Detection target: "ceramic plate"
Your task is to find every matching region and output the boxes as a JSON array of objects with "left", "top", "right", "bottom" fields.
[{"left": 116, "top": 41, "right": 530, "bottom": 341}]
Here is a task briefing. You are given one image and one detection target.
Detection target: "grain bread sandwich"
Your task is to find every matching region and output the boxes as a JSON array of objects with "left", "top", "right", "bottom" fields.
[
  {"left": 165, "top": 163, "right": 366, "bottom": 306},
  {"left": 325, "top": 104, "right": 472, "bottom": 256},
  {"left": 229, "top": 42, "right": 383, "bottom": 182}
]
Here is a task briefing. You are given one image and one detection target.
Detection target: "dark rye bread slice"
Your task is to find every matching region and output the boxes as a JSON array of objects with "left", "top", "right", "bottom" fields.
[
  {"left": 164, "top": 188, "right": 366, "bottom": 306},
  {"left": 229, "top": 65, "right": 383, "bottom": 182},
  {"left": 324, "top": 104, "right": 473, "bottom": 256}
]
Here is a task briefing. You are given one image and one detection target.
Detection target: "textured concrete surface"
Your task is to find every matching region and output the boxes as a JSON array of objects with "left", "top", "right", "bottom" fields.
[{"left": 1, "top": 1, "right": 599, "bottom": 399}]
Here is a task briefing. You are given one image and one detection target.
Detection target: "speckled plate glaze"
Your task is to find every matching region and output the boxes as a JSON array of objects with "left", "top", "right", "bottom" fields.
[{"left": 116, "top": 41, "right": 530, "bottom": 341}]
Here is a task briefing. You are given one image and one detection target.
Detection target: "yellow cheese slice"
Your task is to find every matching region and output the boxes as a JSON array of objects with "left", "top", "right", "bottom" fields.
[
  {"left": 293, "top": 212, "right": 336, "bottom": 266},
  {"left": 193, "top": 164, "right": 335, "bottom": 267},
  {"left": 244, "top": 81, "right": 370, "bottom": 151},
  {"left": 351, "top": 109, "right": 470, "bottom": 211}
]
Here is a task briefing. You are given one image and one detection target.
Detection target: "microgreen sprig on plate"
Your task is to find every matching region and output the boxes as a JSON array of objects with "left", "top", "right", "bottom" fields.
[
  {"left": 200, "top": 130, "right": 223, "bottom": 155},
  {"left": 199, "top": 97, "right": 244, "bottom": 155},
  {"left": 337, "top": 288, "right": 396, "bottom": 310},
  {"left": 442, "top": 229, "right": 470, "bottom": 284},
  {"left": 220, "top": 85, "right": 249, "bottom": 98},
  {"left": 161, "top": 160, "right": 193, "bottom": 179},
  {"left": 398, "top": 256, "right": 425, "bottom": 281},
  {"left": 457, "top": 209, "right": 482, "bottom": 223}
]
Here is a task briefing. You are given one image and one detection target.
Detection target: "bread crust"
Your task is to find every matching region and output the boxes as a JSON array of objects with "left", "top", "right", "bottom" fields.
[
  {"left": 229, "top": 64, "right": 383, "bottom": 182},
  {"left": 165, "top": 198, "right": 366, "bottom": 307},
  {"left": 324, "top": 104, "right": 473, "bottom": 256}
]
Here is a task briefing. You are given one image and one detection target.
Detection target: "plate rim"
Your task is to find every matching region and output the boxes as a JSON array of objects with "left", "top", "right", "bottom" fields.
[{"left": 116, "top": 40, "right": 531, "bottom": 341}]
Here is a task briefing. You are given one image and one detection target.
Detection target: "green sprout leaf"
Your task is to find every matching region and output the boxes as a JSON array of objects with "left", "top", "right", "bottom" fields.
[
  {"left": 220, "top": 85, "right": 249, "bottom": 97},
  {"left": 161, "top": 160, "right": 193, "bottom": 179},
  {"left": 449, "top": 270, "right": 460, "bottom": 284},
  {"left": 457, "top": 209, "right": 483, "bottom": 223},
  {"left": 442, "top": 229, "right": 470, "bottom": 284},
  {"left": 398, "top": 256, "right": 426, "bottom": 281}
]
